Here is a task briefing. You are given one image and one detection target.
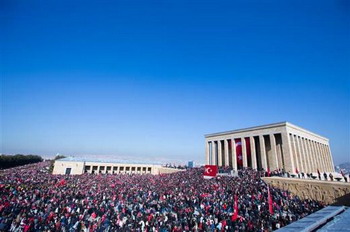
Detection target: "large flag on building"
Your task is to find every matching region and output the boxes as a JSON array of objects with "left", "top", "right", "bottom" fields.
[
  {"left": 235, "top": 139, "right": 243, "bottom": 167},
  {"left": 203, "top": 165, "right": 218, "bottom": 179},
  {"left": 268, "top": 186, "right": 274, "bottom": 214},
  {"left": 245, "top": 137, "right": 252, "bottom": 165}
]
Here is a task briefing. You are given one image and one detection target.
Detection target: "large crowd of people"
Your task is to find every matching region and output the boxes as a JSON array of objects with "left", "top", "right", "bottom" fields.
[{"left": 0, "top": 162, "right": 324, "bottom": 231}]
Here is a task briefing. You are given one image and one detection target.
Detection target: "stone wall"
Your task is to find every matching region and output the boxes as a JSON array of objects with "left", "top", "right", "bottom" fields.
[
  {"left": 263, "top": 177, "right": 350, "bottom": 205},
  {"left": 158, "top": 167, "right": 185, "bottom": 174}
]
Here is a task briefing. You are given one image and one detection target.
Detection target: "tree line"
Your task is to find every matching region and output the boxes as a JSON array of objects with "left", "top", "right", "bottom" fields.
[{"left": 0, "top": 154, "right": 43, "bottom": 169}]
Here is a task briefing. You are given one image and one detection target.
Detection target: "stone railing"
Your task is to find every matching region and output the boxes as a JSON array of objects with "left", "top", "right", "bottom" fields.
[{"left": 263, "top": 177, "right": 350, "bottom": 205}]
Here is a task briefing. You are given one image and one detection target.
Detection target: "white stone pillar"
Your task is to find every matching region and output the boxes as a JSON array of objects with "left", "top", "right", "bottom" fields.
[
  {"left": 224, "top": 139, "right": 229, "bottom": 167},
  {"left": 307, "top": 140, "right": 314, "bottom": 172},
  {"left": 250, "top": 137, "right": 257, "bottom": 169},
  {"left": 320, "top": 143, "right": 327, "bottom": 172},
  {"left": 259, "top": 135, "right": 268, "bottom": 170},
  {"left": 269, "top": 134, "right": 279, "bottom": 170},
  {"left": 218, "top": 141, "right": 222, "bottom": 166},
  {"left": 296, "top": 136, "right": 305, "bottom": 173},
  {"left": 322, "top": 144, "right": 331, "bottom": 172},
  {"left": 324, "top": 145, "right": 331, "bottom": 172},
  {"left": 291, "top": 135, "right": 300, "bottom": 173},
  {"left": 306, "top": 139, "right": 315, "bottom": 173},
  {"left": 322, "top": 144, "right": 328, "bottom": 172},
  {"left": 316, "top": 142, "right": 326, "bottom": 172},
  {"left": 208, "top": 141, "right": 214, "bottom": 165},
  {"left": 327, "top": 145, "right": 335, "bottom": 172},
  {"left": 299, "top": 137, "right": 309, "bottom": 173},
  {"left": 205, "top": 141, "right": 210, "bottom": 165},
  {"left": 311, "top": 141, "right": 320, "bottom": 171},
  {"left": 320, "top": 144, "right": 327, "bottom": 171},
  {"left": 307, "top": 139, "right": 314, "bottom": 172},
  {"left": 282, "top": 133, "right": 294, "bottom": 173},
  {"left": 326, "top": 145, "right": 333, "bottom": 172},
  {"left": 242, "top": 137, "right": 248, "bottom": 167},
  {"left": 232, "top": 138, "right": 238, "bottom": 170},
  {"left": 212, "top": 141, "right": 217, "bottom": 165},
  {"left": 313, "top": 142, "right": 320, "bottom": 171}
]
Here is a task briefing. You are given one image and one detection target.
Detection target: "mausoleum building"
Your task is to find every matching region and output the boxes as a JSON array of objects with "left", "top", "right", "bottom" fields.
[{"left": 205, "top": 122, "right": 334, "bottom": 173}]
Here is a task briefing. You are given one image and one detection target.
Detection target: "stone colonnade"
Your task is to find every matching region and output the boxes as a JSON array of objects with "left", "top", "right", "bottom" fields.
[
  {"left": 84, "top": 164, "right": 154, "bottom": 174},
  {"left": 206, "top": 131, "right": 334, "bottom": 173}
]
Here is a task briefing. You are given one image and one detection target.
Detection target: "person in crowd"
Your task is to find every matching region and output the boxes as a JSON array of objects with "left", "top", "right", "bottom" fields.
[
  {"left": 329, "top": 173, "right": 334, "bottom": 181},
  {"left": 0, "top": 162, "right": 324, "bottom": 232},
  {"left": 323, "top": 172, "right": 328, "bottom": 181}
]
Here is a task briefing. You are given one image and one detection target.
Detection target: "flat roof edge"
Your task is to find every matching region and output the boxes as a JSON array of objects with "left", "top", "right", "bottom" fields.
[
  {"left": 57, "top": 157, "right": 162, "bottom": 165},
  {"left": 205, "top": 122, "right": 329, "bottom": 141},
  {"left": 205, "top": 121, "right": 288, "bottom": 138}
]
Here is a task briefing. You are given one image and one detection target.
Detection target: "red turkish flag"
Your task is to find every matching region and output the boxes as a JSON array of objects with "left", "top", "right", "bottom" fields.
[
  {"left": 203, "top": 165, "right": 218, "bottom": 179},
  {"left": 232, "top": 195, "right": 239, "bottom": 221},
  {"left": 235, "top": 139, "right": 243, "bottom": 167},
  {"left": 268, "top": 186, "right": 274, "bottom": 215},
  {"left": 56, "top": 179, "right": 66, "bottom": 187},
  {"left": 245, "top": 137, "right": 251, "bottom": 164}
]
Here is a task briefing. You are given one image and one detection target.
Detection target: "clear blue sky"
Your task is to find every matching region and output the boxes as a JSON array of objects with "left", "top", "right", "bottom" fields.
[{"left": 1, "top": 0, "right": 349, "bottom": 165}]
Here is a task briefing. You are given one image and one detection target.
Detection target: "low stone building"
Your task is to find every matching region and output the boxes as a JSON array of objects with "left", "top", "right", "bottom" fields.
[{"left": 52, "top": 157, "right": 181, "bottom": 175}]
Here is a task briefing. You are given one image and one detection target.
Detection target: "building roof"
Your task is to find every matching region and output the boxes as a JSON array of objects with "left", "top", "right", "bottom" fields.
[
  {"left": 204, "top": 121, "right": 328, "bottom": 140},
  {"left": 205, "top": 121, "right": 287, "bottom": 138},
  {"left": 276, "top": 206, "right": 349, "bottom": 232},
  {"left": 58, "top": 157, "right": 163, "bottom": 165}
]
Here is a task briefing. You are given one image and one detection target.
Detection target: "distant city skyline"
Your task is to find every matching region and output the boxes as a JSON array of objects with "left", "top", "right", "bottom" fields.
[{"left": 1, "top": 0, "right": 349, "bottom": 165}]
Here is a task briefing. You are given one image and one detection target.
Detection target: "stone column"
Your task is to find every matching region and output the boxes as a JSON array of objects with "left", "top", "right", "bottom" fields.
[
  {"left": 307, "top": 140, "right": 314, "bottom": 173},
  {"left": 311, "top": 141, "right": 320, "bottom": 171},
  {"left": 320, "top": 143, "right": 327, "bottom": 172},
  {"left": 242, "top": 137, "right": 248, "bottom": 167},
  {"left": 326, "top": 145, "right": 333, "bottom": 172},
  {"left": 314, "top": 142, "right": 321, "bottom": 171},
  {"left": 316, "top": 142, "right": 326, "bottom": 172},
  {"left": 297, "top": 136, "right": 306, "bottom": 172},
  {"left": 282, "top": 132, "right": 294, "bottom": 173},
  {"left": 307, "top": 139, "right": 314, "bottom": 173},
  {"left": 300, "top": 138, "right": 309, "bottom": 173},
  {"left": 232, "top": 138, "right": 237, "bottom": 170},
  {"left": 218, "top": 141, "right": 223, "bottom": 166},
  {"left": 212, "top": 141, "right": 217, "bottom": 165},
  {"left": 306, "top": 139, "right": 315, "bottom": 173},
  {"left": 322, "top": 144, "right": 331, "bottom": 172},
  {"left": 250, "top": 137, "right": 257, "bottom": 169},
  {"left": 205, "top": 141, "right": 210, "bottom": 165},
  {"left": 259, "top": 135, "right": 268, "bottom": 170},
  {"left": 327, "top": 145, "right": 334, "bottom": 172},
  {"left": 327, "top": 145, "right": 335, "bottom": 172},
  {"left": 269, "top": 134, "right": 279, "bottom": 170},
  {"left": 224, "top": 139, "right": 229, "bottom": 167},
  {"left": 322, "top": 144, "right": 329, "bottom": 172},
  {"left": 325, "top": 145, "right": 332, "bottom": 172},
  {"left": 320, "top": 144, "right": 327, "bottom": 171},
  {"left": 292, "top": 135, "right": 300, "bottom": 173},
  {"left": 304, "top": 138, "right": 311, "bottom": 173}
]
